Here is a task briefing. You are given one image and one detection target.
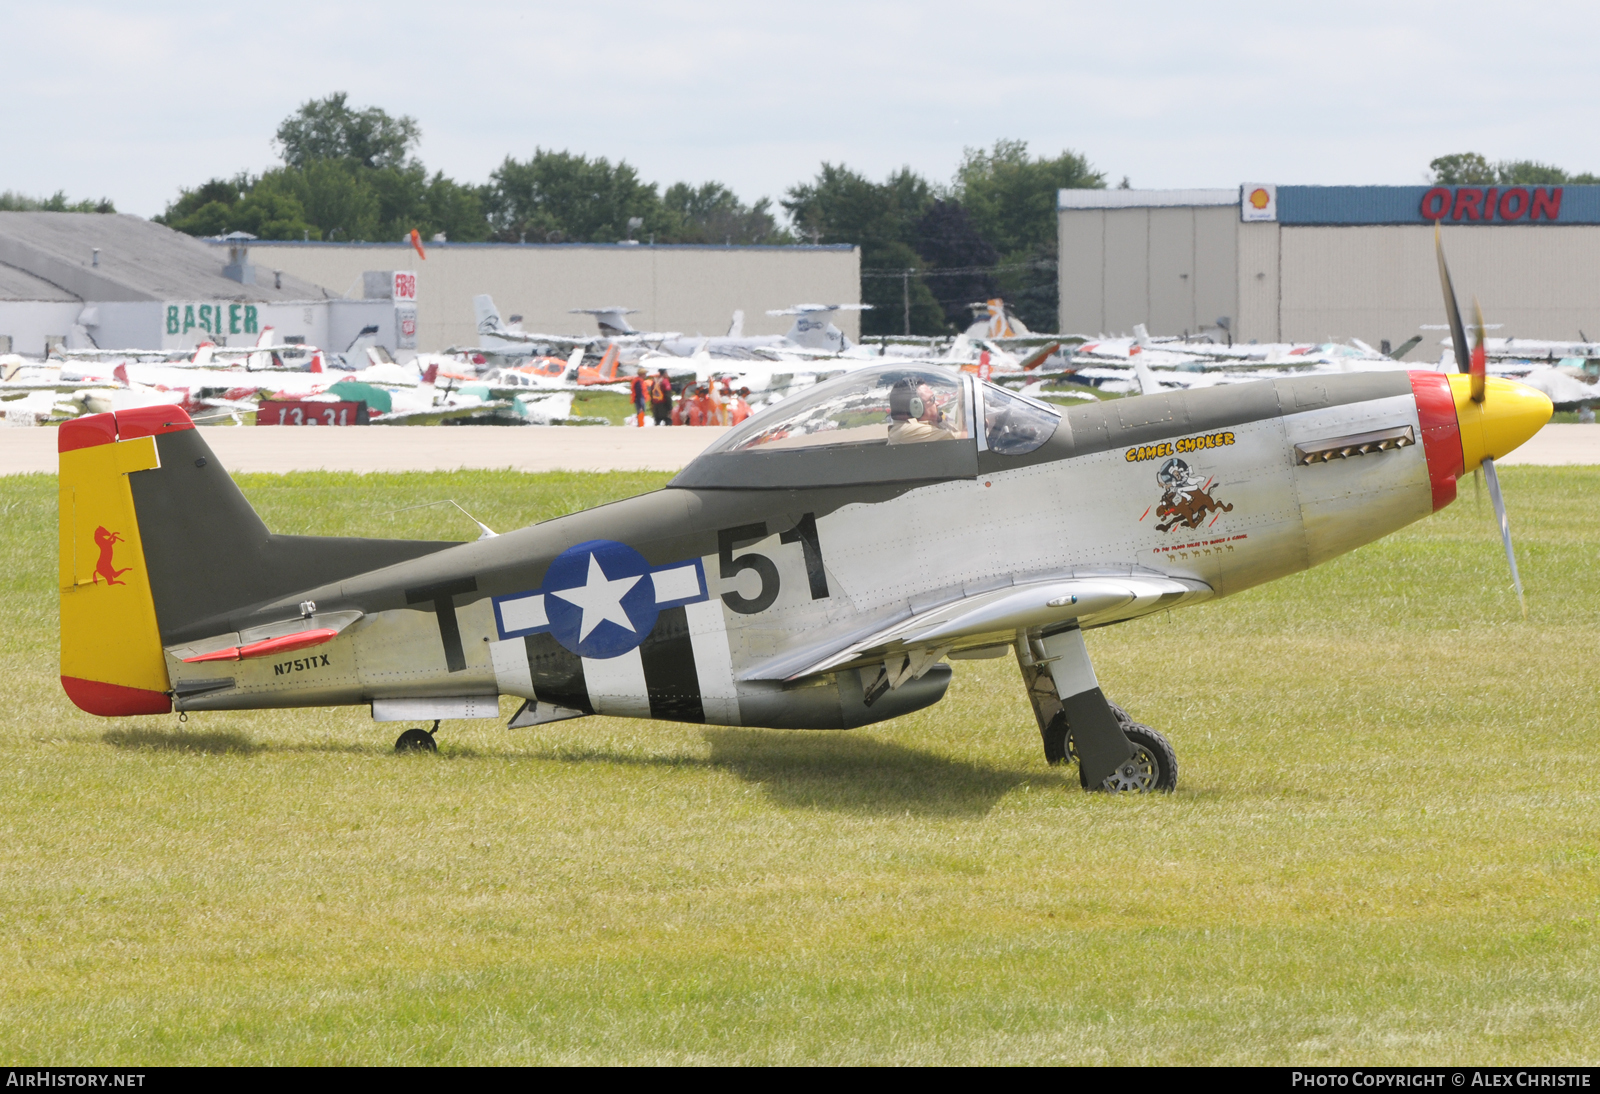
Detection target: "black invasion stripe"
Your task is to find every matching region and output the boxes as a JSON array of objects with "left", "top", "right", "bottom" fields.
[
  {"left": 524, "top": 632, "right": 593, "bottom": 715},
  {"left": 639, "top": 605, "right": 705, "bottom": 723}
]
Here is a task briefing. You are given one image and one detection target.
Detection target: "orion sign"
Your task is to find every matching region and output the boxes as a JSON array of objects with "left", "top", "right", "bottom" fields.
[
  {"left": 1418, "top": 186, "right": 1562, "bottom": 223},
  {"left": 1254, "top": 185, "right": 1600, "bottom": 226}
]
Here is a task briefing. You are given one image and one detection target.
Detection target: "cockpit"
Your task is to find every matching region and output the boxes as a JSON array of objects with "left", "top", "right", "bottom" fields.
[{"left": 670, "top": 364, "right": 1061, "bottom": 489}]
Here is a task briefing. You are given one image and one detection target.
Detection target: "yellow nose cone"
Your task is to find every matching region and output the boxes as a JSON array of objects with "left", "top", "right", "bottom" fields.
[{"left": 1449, "top": 375, "right": 1553, "bottom": 468}]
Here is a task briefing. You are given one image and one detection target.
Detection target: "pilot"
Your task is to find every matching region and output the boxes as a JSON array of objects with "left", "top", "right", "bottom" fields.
[{"left": 888, "top": 379, "right": 966, "bottom": 444}]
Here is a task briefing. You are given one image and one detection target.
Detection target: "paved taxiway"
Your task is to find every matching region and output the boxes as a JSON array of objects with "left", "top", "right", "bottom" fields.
[
  {"left": 1, "top": 425, "right": 732, "bottom": 474},
  {"left": 1, "top": 423, "right": 1594, "bottom": 475}
]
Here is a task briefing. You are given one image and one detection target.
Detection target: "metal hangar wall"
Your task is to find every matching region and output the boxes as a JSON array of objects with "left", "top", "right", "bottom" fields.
[
  {"left": 233, "top": 241, "right": 863, "bottom": 353},
  {"left": 1059, "top": 184, "right": 1600, "bottom": 353}
]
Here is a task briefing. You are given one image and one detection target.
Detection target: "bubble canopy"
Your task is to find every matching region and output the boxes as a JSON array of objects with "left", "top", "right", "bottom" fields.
[{"left": 670, "top": 364, "right": 1060, "bottom": 490}]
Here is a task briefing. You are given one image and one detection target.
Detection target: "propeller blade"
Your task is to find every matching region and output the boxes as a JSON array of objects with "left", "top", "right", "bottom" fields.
[
  {"left": 1480, "top": 456, "right": 1526, "bottom": 617},
  {"left": 1435, "top": 222, "right": 1471, "bottom": 374},
  {"left": 1471, "top": 298, "right": 1488, "bottom": 404}
]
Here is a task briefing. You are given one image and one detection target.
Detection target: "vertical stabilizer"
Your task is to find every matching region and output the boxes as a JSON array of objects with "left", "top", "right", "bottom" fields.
[
  {"left": 59, "top": 405, "right": 458, "bottom": 717},
  {"left": 773, "top": 304, "right": 865, "bottom": 352},
  {"left": 58, "top": 408, "right": 180, "bottom": 715},
  {"left": 473, "top": 294, "right": 504, "bottom": 337}
]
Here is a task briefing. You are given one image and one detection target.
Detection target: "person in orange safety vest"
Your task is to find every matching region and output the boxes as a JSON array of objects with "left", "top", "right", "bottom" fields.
[
  {"left": 648, "top": 369, "right": 674, "bottom": 426},
  {"left": 629, "top": 368, "right": 648, "bottom": 426}
]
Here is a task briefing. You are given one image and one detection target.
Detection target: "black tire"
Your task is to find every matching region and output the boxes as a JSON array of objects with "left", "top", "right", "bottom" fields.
[
  {"left": 1105, "top": 723, "right": 1178, "bottom": 793},
  {"left": 394, "top": 727, "right": 437, "bottom": 753},
  {"left": 1067, "top": 715, "right": 1178, "bottom": 793},
  {"left": 1050, "top": 702, "right": 1178, "bottom": 793},
  {"left": 1041, "top": 711, "right": 1070, "bottom": 766}
]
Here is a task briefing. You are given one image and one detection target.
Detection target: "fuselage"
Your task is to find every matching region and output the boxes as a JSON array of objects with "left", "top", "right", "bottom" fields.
[{"left": 160, "top": 367, "right": 1521, "bottom": 730}]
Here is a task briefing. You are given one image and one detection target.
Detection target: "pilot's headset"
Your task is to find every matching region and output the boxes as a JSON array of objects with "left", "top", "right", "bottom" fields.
[{"left": 889, "top": 378, "right": 925, "bottom": 421}]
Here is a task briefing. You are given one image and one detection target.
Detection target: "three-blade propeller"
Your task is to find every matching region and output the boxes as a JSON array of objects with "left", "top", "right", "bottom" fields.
[{"left": 1435, "top": 223, "right": 1526, "bottom": 615}]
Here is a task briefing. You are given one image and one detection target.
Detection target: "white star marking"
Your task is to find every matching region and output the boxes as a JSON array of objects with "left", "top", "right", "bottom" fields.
[{"left": 550, "top": 554, "right": 643, "bottom": 642}]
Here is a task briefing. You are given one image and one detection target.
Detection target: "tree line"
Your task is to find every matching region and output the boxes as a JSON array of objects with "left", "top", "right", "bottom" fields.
[
  {"left": 148, "top": 94, "right": 1101, "bottom": 334},
  {"left": 1429, "top": 152, "right": 1599, "bottom": 186},
  {"left": 38, "top": 94, "right": 1600, "bottom": 337},
  {"left": 0, "top": 191, "right": 115, "bottom": 213},
  {"left": 154, "top": 94, "right": 797, "bottom": 250}
]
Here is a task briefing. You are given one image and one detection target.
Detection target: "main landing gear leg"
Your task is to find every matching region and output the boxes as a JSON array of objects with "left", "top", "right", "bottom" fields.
[
  {"left": 395, "top": 720, "right": 439, "bottom": 753},
  {"left": 1015, "top": 627, "right": 1176, "bottom": 793}
]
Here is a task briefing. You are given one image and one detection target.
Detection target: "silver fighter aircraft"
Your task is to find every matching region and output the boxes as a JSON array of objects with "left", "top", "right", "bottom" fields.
[{"left": 57, "top": 243, "right": 1551, "bottom": 792}]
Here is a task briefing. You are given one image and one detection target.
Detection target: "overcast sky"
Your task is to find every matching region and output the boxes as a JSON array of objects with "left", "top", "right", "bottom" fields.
[{"left": 5, "top": 0, "right": 1597, "bottom": 220}]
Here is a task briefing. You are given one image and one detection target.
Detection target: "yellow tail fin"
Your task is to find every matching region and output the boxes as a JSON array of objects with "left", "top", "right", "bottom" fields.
[{"left": 58, "top": 407, "right": 183, "bottom": 716}]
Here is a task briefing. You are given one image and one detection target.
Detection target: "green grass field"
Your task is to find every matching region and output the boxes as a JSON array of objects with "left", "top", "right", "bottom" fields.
[{"left": 2, "top": 467, "right": 1597, "bottom": 1064}]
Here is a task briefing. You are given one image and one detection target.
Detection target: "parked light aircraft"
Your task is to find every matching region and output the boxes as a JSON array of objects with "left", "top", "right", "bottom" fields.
[
  {"left": 1437, "top": 335, "right": 1600, "bottom": 406},
  {"left": 1462, "top": 337, "right": 1599, "bottom": 370},
  {"left": 965, "top": 298, "right": 1030, "bottom": 339},
  {"left": 1076, "top": 325, "right": 1405, "bottom": 371},
  {"left": 633, "top": 320, "right": 1055, "bottom": 402},
  {"left": 57, "top": 230, "right": 1551, "bottom": 792},
  {"left": 612, "top": 303, "right": 877, "bottom": 360},
  {"left": 465, "top": 296, "right": 680, "bottom": 356}
]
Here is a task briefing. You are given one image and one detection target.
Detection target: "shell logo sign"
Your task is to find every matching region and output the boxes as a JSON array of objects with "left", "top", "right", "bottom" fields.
[{"left": 1241, "top": 184, "right": 1277, "bottom": 222}]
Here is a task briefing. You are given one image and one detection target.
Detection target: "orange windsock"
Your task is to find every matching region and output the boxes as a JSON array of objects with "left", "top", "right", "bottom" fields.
[{"left": 410, "top": 229, "right": 426, "bottom": 261}]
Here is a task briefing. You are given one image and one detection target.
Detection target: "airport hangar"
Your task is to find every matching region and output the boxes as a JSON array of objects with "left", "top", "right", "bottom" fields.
[
  {"left": 223, "top": 240, "right": 861, "bottom": 353},
  {"left": 0, "top": 211, "right": 861, "bottom": 357},
  {"left": 0, "top": 212, "right": 399, "bottom": 357},
  {"left": 1058, "top": 184, "right": 1600, "bottom": 352}
]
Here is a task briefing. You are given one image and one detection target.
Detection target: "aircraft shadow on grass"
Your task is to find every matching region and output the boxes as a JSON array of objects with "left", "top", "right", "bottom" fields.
[
  {"left": 702, "top": 729, "right": 1047, "bottom": 817},
  {"left": 97, "top": 725, "right": 1051, "bottom": 816},
  {"left": 528, "top": 729, "right": 1049, "bottom": 817},
  {"left": 100, "top": 726, "right": 377, "bottom": 756},
  {"left": 102, "top": 726, "right": 262, "bottom": 754}
]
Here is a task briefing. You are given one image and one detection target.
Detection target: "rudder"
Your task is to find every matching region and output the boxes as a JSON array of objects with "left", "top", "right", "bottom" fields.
[
  {"left": 59, "top": 405, "right": 458, "bottom": 718},
  {"left": 58, "top": 407, "right": 180, "bottom": 715}
]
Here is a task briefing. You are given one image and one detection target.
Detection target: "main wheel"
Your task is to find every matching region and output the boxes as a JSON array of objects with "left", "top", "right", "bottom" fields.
[
  {"left": 1098, "top": 724, "right": 1178, "bottom": 793},
  {"left": 1041, "top": 711, "right": 1070, "bottom": 766},
  {"left": 394, "top": 727, "right": 437, "bottom": 753}
]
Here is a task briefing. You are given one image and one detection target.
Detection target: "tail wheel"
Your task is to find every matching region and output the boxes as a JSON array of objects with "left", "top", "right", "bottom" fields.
[{"left": 395, "top": 724, "right": 438, "bottom": 753}]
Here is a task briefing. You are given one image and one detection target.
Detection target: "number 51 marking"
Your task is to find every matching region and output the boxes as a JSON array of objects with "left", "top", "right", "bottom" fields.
[{"left": 718, "top": 513, "right": 829, "bottom": 615}]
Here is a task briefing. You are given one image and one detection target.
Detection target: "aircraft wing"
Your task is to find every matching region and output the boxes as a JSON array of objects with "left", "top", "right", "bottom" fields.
[
  {"left": 987, "top": 335, "right": 1083, "bottom": 351},
  {"left": 54, "top": 348, "right": 190, "bottom": 361},
  {"left": 756, "top": 344, "right": 852, "bottom": 361},
  {"left": 491, "top": 333, "right": 593, "bottom": 348},
  {"left": 740, "top": 574, "right": 1211, "bottom": 683}
]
